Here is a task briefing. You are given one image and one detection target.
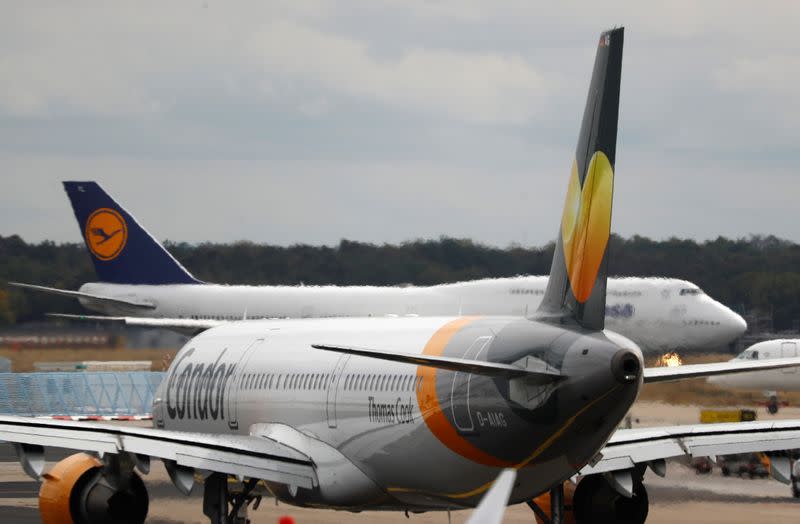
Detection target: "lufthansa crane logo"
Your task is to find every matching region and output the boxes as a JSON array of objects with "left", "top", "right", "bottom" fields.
[{"left": 85, "top": 208, "right": 128, "bottom": 261}]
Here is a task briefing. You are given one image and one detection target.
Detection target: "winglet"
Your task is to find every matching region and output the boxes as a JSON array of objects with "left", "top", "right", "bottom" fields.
[{"left": 465, "top": 469, "right": 517, "bottom": 524}]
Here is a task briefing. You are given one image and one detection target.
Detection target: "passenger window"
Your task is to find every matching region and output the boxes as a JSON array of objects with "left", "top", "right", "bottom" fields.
[{"left": 344, "top": 375, "right": 351, "bottom": 390}]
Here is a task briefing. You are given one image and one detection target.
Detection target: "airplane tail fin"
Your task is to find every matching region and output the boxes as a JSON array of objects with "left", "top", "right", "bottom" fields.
[
  {"left": 63, "top": 181, "right": 201, "bottom": 285},
  {"left": 536, "top": 28, "right": 623, "bottom": 330}
]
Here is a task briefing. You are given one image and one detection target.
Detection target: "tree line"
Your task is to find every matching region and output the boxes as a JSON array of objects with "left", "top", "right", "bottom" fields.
[{"left": 1, "top": 234, "right": 799, "bottom": 331}]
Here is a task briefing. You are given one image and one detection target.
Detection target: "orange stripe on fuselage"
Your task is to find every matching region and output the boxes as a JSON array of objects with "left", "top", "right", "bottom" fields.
[{"left": 415, "top": 317, "right": 514, "bottom": 467}]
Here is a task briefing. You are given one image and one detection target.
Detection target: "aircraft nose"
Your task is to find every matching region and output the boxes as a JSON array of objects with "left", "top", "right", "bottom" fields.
[{"left": 721, "top": 307, "right": 747, "bottom": 341}]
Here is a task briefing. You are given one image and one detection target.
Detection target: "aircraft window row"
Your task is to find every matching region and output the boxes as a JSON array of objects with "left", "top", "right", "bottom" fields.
[
  {"left": 241, "top": 372, "right": 332, "bottom": 391},
  {"left": 679, "top": 288, "right": 703, "bottom": 296},
  {"left": 607, "top": 290, "right": 643, "bottom": 297},
  {"left": 239, "top": 372, "right": 425, "bottom": 392},
  {"left": 510, "top": 288, "right": 544, "bottom": 296},
  {"left": 682, "top": 320, "right": 720, "bottom": 326},
  {"left": 342, "top": 373, "right": 423, "bottom": 392},
  {"left": 189, "top": 315, "right": 251, "bottom": 320}
]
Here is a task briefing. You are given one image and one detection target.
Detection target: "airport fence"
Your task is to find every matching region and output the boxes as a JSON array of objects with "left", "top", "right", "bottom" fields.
[{"left": 0, "top": 372, "right": 166, "bottom": 417}]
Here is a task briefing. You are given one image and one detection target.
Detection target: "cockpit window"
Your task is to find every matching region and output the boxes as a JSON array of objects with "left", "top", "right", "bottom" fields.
[{"left": 679, "top": 288, "right": 703, "bottom": 296}]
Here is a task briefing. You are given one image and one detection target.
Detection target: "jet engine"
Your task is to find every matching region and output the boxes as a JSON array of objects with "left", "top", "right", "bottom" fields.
[
  {"left": 533, "top": 475, "right": 648, "bottom": 524},
  {"left": 39, "top": 453, "right": 149, "bottom": 524}
]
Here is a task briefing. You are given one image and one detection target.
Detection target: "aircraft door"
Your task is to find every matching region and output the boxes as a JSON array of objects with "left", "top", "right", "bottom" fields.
[
  {"left": 450, "top": 336, "right": 492, "bottom": 434},
  {"left": 226, "top": 338, "right": 266, "bottom": 430},
  {"left": 326, "top": 354, "right": 350, "bottom": 429},
  {"left": 781, "top": 342, "right": 797, "bottom": 374}
]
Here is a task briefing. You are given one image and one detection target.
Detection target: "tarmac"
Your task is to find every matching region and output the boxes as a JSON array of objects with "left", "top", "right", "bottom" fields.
[{"left": 1, "top": 402, "right": 798, "bottom": 523}]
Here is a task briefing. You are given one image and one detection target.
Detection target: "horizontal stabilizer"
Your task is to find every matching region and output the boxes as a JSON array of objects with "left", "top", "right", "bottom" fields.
[
  {"left": 9, "top": 282, "right": 156, "bottom": 310},
  {"left": 48, "top": 313, "right": 223, "bottom": 336},
  {"left": 643, "top": 357, "right": 800, "bottom": 384},
  {"left": 312, "top": 344, "right": 562, "bottom": 380}
]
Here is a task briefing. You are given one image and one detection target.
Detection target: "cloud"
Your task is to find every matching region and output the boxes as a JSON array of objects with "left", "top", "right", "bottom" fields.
[
  {"left": 245, "top": 20, "right": 551, "bottom": 124},
  {"left": 1, "top": 2, "right": 799, "bottom": 246}
]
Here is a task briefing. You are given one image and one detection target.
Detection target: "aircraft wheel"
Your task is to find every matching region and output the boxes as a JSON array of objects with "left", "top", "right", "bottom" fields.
[
  {"left": 768, "top": 396, "right": 779, "bottom": 415},
  {"left": 573, "top": 474, "right": 648, "bottom": 524}
]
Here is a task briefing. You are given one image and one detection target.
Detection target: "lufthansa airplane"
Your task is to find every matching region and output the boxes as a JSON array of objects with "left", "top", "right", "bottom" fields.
[
  {"left": 709, "top": 339, "right": 800, "bottom": 413},
  {"left": 12, "top": 184, "right": 746, "bottom": 355},
  {"left": 3, "top": 28, "right": 799, "bottom": 524}
]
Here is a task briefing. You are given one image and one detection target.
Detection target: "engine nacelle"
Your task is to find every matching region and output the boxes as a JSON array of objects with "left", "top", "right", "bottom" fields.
[
  {"left": 533, "top": 475, "right": 648, "bottom": 524},
  {"left": 39, "top": 453, "right": 149, "bottom": 524}
]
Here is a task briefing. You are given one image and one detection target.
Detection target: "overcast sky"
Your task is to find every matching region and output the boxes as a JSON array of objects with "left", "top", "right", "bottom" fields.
[{"left": 2, "top": 2, "right": 799, "bottom": 247}]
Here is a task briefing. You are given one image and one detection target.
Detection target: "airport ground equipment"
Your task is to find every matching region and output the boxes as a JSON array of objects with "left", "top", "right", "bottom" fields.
[
  {"left": 0, "top": 372, "right": 164, "bottom": 417},
  {"left": 700, "top": 409, "right": 756, "bottom": 423}
]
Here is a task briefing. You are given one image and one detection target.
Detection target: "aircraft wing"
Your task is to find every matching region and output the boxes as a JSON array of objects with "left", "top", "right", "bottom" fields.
[
  {"left": 47, "top": 313, "right": 224, "bottom": 336},
  {"left": 582, "top": 419, "right": 800, "bottom": 487},
  {"left": 0, "top": 415, "right": 317, "bottom": 490},
  {"left": 9, "top": 282, "right": 156, "bottom": 310},
  {"left": 643, "top": 357, "right": 800, "bottom": 383}
]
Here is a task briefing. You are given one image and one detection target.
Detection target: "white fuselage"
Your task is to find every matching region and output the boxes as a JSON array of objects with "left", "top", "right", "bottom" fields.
[
  {"left": 153, "top": 315, "right": 641, "bottom": 509},
  {"left": 709, "top": 340, "right": 800, "bottom": 391},
  {"left": 79, "top": 276, "right": 746, "bottom": 355}
]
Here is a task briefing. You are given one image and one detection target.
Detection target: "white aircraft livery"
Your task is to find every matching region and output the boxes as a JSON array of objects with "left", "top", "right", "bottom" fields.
[
  {"left": 709, "top": 339, "right": 800, "bottom": 412},
  {"left": 13, "top": 181, "right": 746, "bottom": 356},
  {"left": 2, "top": 28, "right": 800, "bottom": 524}
]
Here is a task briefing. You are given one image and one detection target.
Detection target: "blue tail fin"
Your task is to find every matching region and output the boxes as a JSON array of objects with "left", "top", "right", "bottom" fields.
[{"left": 63, "top": 181, "right": 201, "bottom": 285}]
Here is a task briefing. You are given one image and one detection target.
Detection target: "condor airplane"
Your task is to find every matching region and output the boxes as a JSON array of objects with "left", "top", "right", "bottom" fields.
[
  {"left": 2, "top": 29, "right": 799, "bottom": 524},
  {"left": 12, "top": 183, "right": 746, "bottom": 355}
]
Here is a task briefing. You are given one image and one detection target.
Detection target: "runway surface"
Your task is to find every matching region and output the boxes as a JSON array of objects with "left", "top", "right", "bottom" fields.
[{"left": 1, "top": 402, "right": 798, "bottom": 523}]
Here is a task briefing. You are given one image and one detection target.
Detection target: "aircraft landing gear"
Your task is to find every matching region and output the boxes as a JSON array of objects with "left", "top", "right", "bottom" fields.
[
  {"left": 203, "top": 474, "right": 262, "bottom": 524},
  {"left": 526, "top": 483, "right": 566, "bottom": 524},
  {"left": 768, "top": 395, "right": 780, "bottom": 415}
]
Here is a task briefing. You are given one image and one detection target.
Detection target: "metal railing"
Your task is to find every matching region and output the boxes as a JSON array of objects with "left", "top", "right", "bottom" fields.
[{"left": 0, "top": 372, "right": 165, "bottom": 417}]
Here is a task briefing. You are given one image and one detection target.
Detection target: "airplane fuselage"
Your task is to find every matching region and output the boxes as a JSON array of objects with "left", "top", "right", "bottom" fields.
[
  {"left": 153, "top": 316, "right": 642, "bottom": 510},
  {"left": 709, "top": 339, "right": 800, "bottom": 391},
  {"left": 79, "top": 276, "right": 745, "bottom": 355}
]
